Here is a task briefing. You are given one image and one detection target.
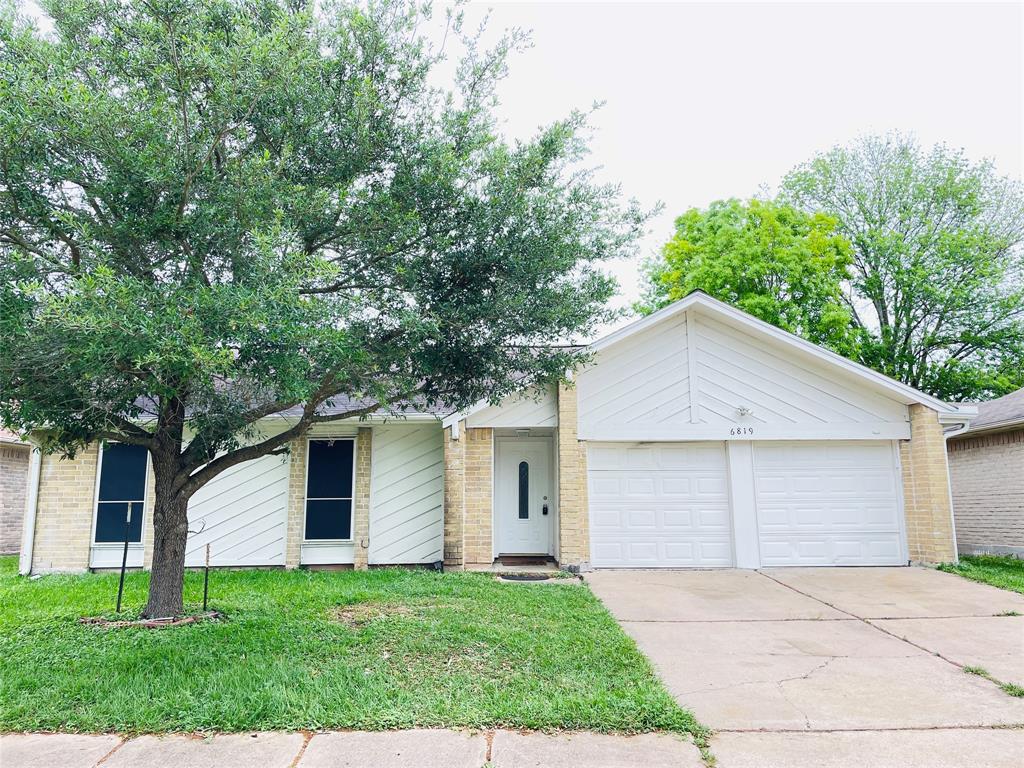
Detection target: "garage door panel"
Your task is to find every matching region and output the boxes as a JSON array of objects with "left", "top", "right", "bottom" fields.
[
  {"left": 588, "top": 441, "right": 733, "bottom": 568},
  {"left": 592, "top": 535, "right": 734, "bottom": 568},
  {"left": 590, "top": 503, "right": 731, "bottom": 533},
  {"left": 754, "top": 441, "right": 904, "bottom": 566}
]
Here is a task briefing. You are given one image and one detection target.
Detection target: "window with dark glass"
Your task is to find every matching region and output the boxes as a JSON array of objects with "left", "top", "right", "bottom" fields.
[
  {"left": 304, "top": 439, "right": 355, "bottom": 540},
  {"left": 94, "top": 443, "right": 148, "bottom": 543},
  {"left": 518, "top": 461, "right": 529, "bottom": 519}
]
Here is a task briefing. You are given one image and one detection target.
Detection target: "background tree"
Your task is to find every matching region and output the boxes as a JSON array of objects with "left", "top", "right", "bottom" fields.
[
  {"left": 0, "top": 0, "right": 645, "bottom": 616},
  {"left": 638, "top": 198, "right": 858, "bottom": 353},
  {"left": 782, "top": 133, "right": 1024, "bottom": 400}
]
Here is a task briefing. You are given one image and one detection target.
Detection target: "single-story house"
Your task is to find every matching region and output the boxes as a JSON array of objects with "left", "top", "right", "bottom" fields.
[
  {"left": 948, "top": 387, "right": 1024, "bottom": 557},
  {"left": 17, "top": 292, "right": 976, "bottom": 575}
]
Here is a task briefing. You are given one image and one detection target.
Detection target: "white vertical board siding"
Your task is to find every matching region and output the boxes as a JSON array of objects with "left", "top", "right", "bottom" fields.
[
  {"left": 184, "top": 452, "right": 290, "bottom": 566},
  {"left": 578, "top": 311, "right": 691, "bottom": 437},
  {"left": 466, "top": 384, "right": 557, "bottom": 428},
  {"left": 753, "top": 441, "right": 904, "bottom": 566},
  {"left": 368, "top": 423, "right": 444, "bottom": 564},
  {"left": 588, "top": 442, "right": 733, "bottom": 567}
]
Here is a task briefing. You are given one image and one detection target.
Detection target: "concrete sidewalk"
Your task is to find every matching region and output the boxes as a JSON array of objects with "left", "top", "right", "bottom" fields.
[{"left": 0, "top": 729, "right": 703, "bottom": 768}]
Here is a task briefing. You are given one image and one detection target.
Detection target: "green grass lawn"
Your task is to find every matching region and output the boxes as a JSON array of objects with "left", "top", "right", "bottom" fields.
[
  {"left": 0, "top": 557, "right": 699, "bottom": 738},
  {"left": 938, "top": 554, "right": 1024, "bottom": 596}
]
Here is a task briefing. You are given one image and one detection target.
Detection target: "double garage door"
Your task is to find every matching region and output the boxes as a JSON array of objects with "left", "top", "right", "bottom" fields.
[{"left": 588, "top": 441, "right": 905, "bottom": 568}]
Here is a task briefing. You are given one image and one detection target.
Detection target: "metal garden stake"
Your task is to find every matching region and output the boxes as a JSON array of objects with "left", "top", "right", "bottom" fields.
[
  {"left": 203, "top": 543, "right": 211, "bottom": 612},
  {"left": 115, "top": 502, "right": 134, "bottom": 613}
]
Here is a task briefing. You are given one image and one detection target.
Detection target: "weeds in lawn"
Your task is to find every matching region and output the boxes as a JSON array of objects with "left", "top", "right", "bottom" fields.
[{"left": 962, "top": 666, "right": 1024, "bottom": 698}]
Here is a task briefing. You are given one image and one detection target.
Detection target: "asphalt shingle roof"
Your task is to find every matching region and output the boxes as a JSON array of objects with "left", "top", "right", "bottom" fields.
[{"left": 965, "top": 387, "right": 1024, "bottom": 433}]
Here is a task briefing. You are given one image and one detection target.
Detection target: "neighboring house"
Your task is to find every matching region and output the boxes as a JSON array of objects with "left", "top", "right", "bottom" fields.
[
  {"left": 18, "top": 292, "right": 976, "bottom": 575},
  {"left": 1, "top": 429, "right": 30, "bottom": 555},
  {"left": 948, "top": 387, "right": 1024, "bottom": 557}
]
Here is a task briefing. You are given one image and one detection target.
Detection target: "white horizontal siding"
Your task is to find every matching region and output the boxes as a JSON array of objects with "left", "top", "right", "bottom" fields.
[
  {"left": 368, "top": 423, "right": 444, "bottom": 564},
  {"left": 466, "top": 384, "right": 558, "bottom": 428}
]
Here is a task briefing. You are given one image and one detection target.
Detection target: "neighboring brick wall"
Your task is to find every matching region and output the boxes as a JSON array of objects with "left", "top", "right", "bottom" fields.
[
  {"left": 948, "top": 429, "right": 1024, "bottom": 556},
  {"left": 557, "top": 383, "right": 590, "bottom": 567},
  {"left": 30, "top": 444, "right": 99, "bottom": 572},
  {"left": 284, "top": 438, "right": 307, "bottom": 568},
  {"left": 353, "top": 428, "right": 373, "bottom": 569},
  {"left": 1, "top": 443, "right": 29, "bottom": 555},
  {"left": 463, "top": 427, "right": 493, "bottom": 565},
  {"left": 899, "top": 404, "right": 957, "bottom": 563},
  {"left": 442, "top": 423, "right": 466, "bottom": 567}
]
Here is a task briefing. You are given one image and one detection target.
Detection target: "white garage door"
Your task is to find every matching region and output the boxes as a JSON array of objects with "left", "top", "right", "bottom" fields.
[
  {"left": 588, "top": 442, "right": 734, "bottom": 567},
  {"left": 754, "top": 441, "right": 905, "bottom": 566}
]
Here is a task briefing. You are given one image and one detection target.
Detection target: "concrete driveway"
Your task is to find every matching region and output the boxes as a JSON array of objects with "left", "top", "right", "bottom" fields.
[{"left": 587, "top": 567, "right": 1024, "bottom": 767}]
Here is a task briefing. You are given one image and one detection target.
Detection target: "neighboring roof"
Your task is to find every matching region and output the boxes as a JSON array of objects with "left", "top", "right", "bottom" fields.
[
  {"left": 446, "top": 290, "right": 977, "bottom": 428},
  {"left": 0, "top": 428, "right": 27, "bottom": 445},
  {"left": 960, "top": 387, "right": 1024, "bottom": 435}
]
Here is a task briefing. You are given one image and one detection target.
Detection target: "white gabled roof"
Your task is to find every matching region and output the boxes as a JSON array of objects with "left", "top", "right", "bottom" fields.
[{"left": 446, "top": 291, "right": 976, "bottom": 427}]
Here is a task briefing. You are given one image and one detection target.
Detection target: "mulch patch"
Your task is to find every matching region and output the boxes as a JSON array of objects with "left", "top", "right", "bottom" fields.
[{"left": 79, "top": 610, "right": 224, "bottom": 629}]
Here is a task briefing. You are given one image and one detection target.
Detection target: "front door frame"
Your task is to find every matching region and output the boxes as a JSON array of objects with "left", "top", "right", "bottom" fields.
[{"left": 494, "top": 433, "right": 556, "bottom": 557}]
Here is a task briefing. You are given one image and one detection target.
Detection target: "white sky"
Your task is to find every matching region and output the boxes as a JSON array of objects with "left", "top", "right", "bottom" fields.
[{"left": 449, "top": 0, "right": 1024, "bottom": 316}]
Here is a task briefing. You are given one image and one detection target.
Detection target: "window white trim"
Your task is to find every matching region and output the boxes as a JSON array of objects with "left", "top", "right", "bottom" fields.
[
  {"left": 90, "top": 441, "right": 150, "bottom": 548},
  {"left": 302, "top": 436, "right": 357, "bottom": 543}
]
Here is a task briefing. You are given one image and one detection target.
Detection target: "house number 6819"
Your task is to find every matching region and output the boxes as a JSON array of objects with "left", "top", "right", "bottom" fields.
[{"left": 729, "top": 427, "right": 754, "bottom": 436}]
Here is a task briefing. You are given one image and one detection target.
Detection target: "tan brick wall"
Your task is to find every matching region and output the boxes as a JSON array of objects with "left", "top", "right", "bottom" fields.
[
  {"left": 1, "top": 443, "right": 29, "bottom": 555},
  {"left": 30, "top": 444, "right": 99, "bottom": 572},
  {"left": 353, "top": 428, "right": 373, "bottom": 569},
  {"left": 141, "top": 460, "right": 157, "bottom": 569},
  {"left": 442, "top": 423, "right": 466, "bottom": 567},
  {"left": 557, "top": 383, "right": 590, "bottom": 567},
  {"left": 947, "top": 428, "right": 1024, "bottom": 555},
  {"left": 463, "top": 427, "right": 494, "bottom": 565},
  {"left": 284, "top": 438, "right": 307, "bottom": 568},
  {"left": 899, "top": 404, "right": 957, "bottom": 563}
]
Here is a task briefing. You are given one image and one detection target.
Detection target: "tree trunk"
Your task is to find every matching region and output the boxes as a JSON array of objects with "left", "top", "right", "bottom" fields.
[{"left": 143, "top": 457, "right": 190, "bottom": 618}]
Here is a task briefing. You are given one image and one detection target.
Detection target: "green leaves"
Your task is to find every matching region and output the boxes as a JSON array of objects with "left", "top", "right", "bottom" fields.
[
  {"left": 782, "top": 133, "right": 1024, "bottom": 400},
  {"left": 0, "top": 0, "right": 644, "bottom": 462},
  {"left": 638, "top": 198, "right": 858, "bottom": 355}
]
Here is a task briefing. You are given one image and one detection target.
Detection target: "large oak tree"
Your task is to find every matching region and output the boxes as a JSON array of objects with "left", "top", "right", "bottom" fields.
[{"left": 0, "top": 0, "right": 644, "bottom": 615}]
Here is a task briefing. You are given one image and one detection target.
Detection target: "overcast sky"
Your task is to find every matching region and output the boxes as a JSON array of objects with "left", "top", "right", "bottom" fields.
[
  {"left": 21, "top": 0, "right": 1024, "bottom": 319},
  {"left": 449, "top": 0, "right": 1023, "bottom": 315}
]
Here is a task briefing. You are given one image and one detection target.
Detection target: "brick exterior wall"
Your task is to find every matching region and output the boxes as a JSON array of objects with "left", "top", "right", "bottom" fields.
[
  {"left": 353, "top": 427, "right": 373, "bottom": 569},
  {"left": 284, "top": 438, "right": 307, "bottom": 568},
  {"left": 442, "top": 423, "right": 466, "bottom": 567},
  {"left": 463, "top": 427, "right": 494, "bottom": 565},
  {"left": 29, "top": 445, "right": 99, "bottom": 572},
  {"left": 557, "top": 383, "right": 590, "bottom": 568},
  {"left": 899, "top": 404, "right": 957, "bottom": 563},
  {"left": 1, "top": 443, "right": 29, "bottom": 555},
  {"left": 948, "top": 428, "right": 1024, "bottom": 556}
]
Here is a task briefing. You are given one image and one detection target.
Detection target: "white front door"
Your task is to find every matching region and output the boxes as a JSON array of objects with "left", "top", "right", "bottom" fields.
[{"left": 496, "top": 438, "right": 553, "bottom": 555}]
